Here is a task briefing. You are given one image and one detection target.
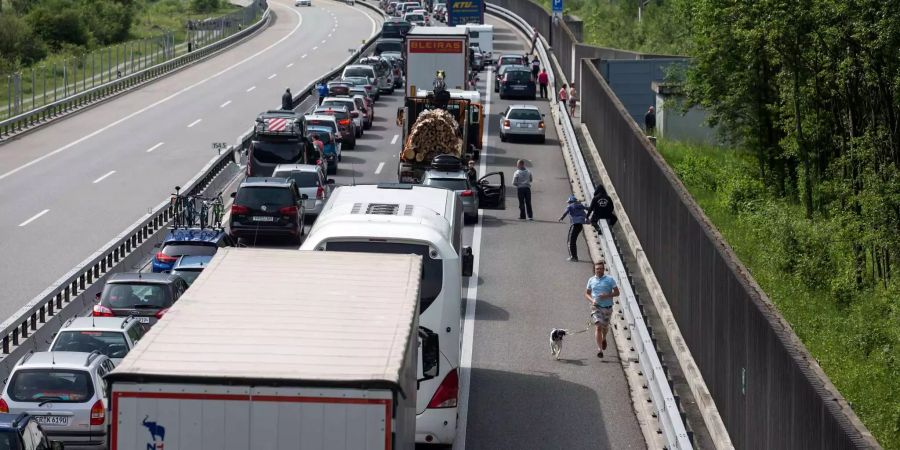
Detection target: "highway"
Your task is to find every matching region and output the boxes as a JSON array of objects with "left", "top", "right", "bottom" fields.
[{"left": 0, "top": 0, "right": 383, "bottom": 318}]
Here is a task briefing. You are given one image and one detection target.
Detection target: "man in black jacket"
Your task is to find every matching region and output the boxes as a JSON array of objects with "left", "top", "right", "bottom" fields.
[
  {"left": 281, "top": 88, "right": 293, "bottom": 111},
  {"left": 588, "top": 184, "right": 618, "bottom": 234},
  {"left": 644, "top": 105, "right": 656, "bottom": 135}
]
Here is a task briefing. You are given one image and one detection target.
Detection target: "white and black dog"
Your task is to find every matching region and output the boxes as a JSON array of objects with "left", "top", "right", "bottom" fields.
[{"left": 550, "top": 328, "right": 568, "bottom": 360}]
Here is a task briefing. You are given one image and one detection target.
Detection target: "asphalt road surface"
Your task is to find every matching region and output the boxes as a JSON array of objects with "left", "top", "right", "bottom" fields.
[{"left": 0, "top": 0, "right": 383, "bottom": 318}]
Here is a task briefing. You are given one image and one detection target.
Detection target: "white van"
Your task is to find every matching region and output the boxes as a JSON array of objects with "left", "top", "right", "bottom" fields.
[
  {"left": 460, "top": 24, "right": 494, "bottom": 64},
  {"left": 300, "top": 184, "right": 472, "bottom": 445}
]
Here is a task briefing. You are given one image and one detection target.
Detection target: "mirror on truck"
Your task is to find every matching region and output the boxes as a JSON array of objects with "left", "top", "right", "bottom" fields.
[
  {"left": 462, "top": 246, "right": 474, "bottom": 277},
  {"left": 417, "top": 327, "right": 440, "bottom": 388}
]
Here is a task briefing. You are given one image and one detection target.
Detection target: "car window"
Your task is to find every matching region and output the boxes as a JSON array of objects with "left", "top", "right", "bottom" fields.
[
  {"left": 251, "top": 141, "right": 302, "bottom": 164},
  {"left": 424, "top": 178, "right": 469, "bottom": 191},
  {"left": 322, "top": 101, "right": 355, "bottom": 112},
  {"left": 343, "top": 67, "right": 374, "bottom": 78},
  {"left": 307, "top": 128, "right": 334, "bottom": 143},
  {"left": 126, "top": 324, "right": 145, "bottom": 345},
  {"left": 101, "top": 283, "right": 171, "bottom": 308},
  {"left": 501, "top": 57, "right": 524, "bottom": 66},
  {"left": 8, "top": 369, "right": 94, "bottom": 403},
  {"left": 276, "top": 170, "right": 319, "bottom": 188},
  {"left": 161, "top": 244, "right": 218, "bottom": 257},
  {"left": 172, "top": 269, "right": 202, "bottom": 286},
  {"left": 376, "top": 41, "right": 403, "bottom": 53},
  {"left": 235, "top": 187, "right": 293, "bottom": 208},
  {"left": 51, "top": 331, "right": 129, "bottom": 359},
  {"left": 508, "top": 109, "right": 542, "bottom": 120},
  {"left": 305, "top": 119, "right": 337, "bottom": 133},
  {"left": 505, "top": 71, "right": 532, "bottom": 82},
  {"left": 354, "top": 99, "right": 365, "bottom": 110}
]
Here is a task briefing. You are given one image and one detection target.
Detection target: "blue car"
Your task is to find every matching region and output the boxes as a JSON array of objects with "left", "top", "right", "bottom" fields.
[
  {"left": 308, "top": 125, "right": 341, "bottom": 174},
  {"left": 0, "top": 413, "right": 64, "bottom": 450},
  {"left": 171, "top": 255, "right": 214, "bottom": 285},
  {"left": 152, "top": 228, "right": 228, "bottom": 273}
]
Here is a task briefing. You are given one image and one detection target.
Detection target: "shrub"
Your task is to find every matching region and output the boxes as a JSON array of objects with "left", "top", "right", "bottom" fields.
[
  {"left": 673, "top": 153, "right": 720, "bottom": 192},
  {"left": 191, "top": 0, "right": 221, "bottom": 13},
  {"left": 719, "top": 172, "right": 765, "bottom": 213}
]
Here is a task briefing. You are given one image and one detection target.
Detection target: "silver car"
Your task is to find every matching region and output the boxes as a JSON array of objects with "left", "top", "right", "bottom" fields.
[
  {"left": 499, "top": 104, "right": 546, "bottom": 143},
  {"left": 272, "top": 164, "right": 335, "bottom": 217},
  {"left": 50, "top": 316, "right": 146, "bottom": 365},
  {"left": 422, "top": 169, "right": 479, "bottom": 224},
  {"left": 2, "top": 351, "right": 114, "bottom": 448}
]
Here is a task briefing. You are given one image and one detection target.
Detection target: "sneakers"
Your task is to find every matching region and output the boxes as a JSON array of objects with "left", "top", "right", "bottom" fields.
[
  {"left": 597, "top": 351, "right": 603, "bottom": 358},
  {"left": 567, "top": 256, "right": 578, "bottom": 262},
  {"left": 527, "top": 217, "right": 534, "bottom": 221}
]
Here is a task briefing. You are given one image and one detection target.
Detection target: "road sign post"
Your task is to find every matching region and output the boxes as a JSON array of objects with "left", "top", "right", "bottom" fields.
[{"left": 552, "top": 0, "right": 563, "bottom": 25}]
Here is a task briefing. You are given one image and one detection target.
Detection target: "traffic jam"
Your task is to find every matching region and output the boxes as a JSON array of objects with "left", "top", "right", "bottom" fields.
[{"left": 0, "top": 0, "right": 556, "bottom": 448}]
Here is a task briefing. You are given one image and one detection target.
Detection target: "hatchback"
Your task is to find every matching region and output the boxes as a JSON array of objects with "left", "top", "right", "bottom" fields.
[
  {"left": 0, "top": 413, "right": 64, "bottom": 450},
  {"left": 321, "top": 97, "right": 365, "bottom": 137},
  {"left": 93, "top": 273, "right": 189, "bottom": 326},
  {"left": 50, "top": 317, "right": 146, "bottom": 365},
  {"left": 171, "top": 255, "right": 213, "bottom": 286},
  {"left": 272, "top": 164, "right": 335, "bottom": 217},
  {"left": 306, "top": 126, "right": 340, "bottom": 174},
  {"left": 499, "top": 68, "right": 536, "bottom": 100},
  {"left": 313, "top": 106, "right": 356, "bottom": 149},
  {"left": 350, "top": 88, "right": 375, "bottom": 115},
  {"left": 358, "top": 56, "right": 395, "bottom": 94},
  {"left": 495, "top": 64, "right": 529, "bottom": 93},
  {"left": 495, "top": 54, "right": 527, "bottom": 71},
  {"left": 352, "top": 94, "right": 374, "bottom": 129},
  {"left": 499, "top": 104, "right": 546, "bottom": 143},
  {"left": 1, "top": 352, "right": 115, "bottom": 448},
  {"left": 342, "top": 65, "right": 385, "bottom": 99},
  {"left": 150, "top": 227, "right": 228, "bottom": 273},
  {"left": 422, "top": 170, "right": 480, "bottom": 224},
  {"left": 340, "top": 77, "right": 377, "bottom": 100},
  {"left": 229, "top": 177, "right": 307, "bottom": 244}
]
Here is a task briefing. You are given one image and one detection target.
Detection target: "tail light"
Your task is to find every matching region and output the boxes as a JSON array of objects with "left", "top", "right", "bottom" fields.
[
  {"left": 364, "top": 85, "right": 372, "bottom": 91},
  {"left": 461, "top": 190, "right": 474, "bottom": 197},
  {"left": 90, "top": 400, "right": 105, "bottom": 426},
  {"left": 539, "top": 121, "right": 545, "bottom": 129},
  {"left": 0, "top": 398, "right": 9, "bottom": 413},
  {"left": 155, "top": 308, "right": 169, "bottom": 319},
  {"left": 92, "top": 304, "right": 113, "bottom": 317},
  {"left": 427, "top": 369, "right": 458, "bottom": 408},
  {"left": 155, "top": 252, "right": 177, "bottom": 264},
  {"left": 339, "top": 119, "right": 350, "bottom": 126},
  {"left": 316, "top": 185, "right": 325, "bottom": 200},
  {"left": 351, "top": 111, "right": 359, "bottom": 118},
  {"left": 231, "top": 204, "right": 249, "bottom": 215},
  {"left": 279, "top": 206, "right": 298, "bottom": 216},
  {"left": 503, "top": 120, "right": 510, "bottom": 127}
]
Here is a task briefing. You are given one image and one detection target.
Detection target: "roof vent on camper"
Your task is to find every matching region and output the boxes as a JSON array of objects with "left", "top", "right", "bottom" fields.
[
  {"left": 367, "top": 203, "right": 400, "bottom": 215},
  {"left": 404, "top": 204, "right": 414, "bottom": 216}
]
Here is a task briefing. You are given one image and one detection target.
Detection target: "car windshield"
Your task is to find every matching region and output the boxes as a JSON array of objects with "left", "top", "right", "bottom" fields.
[
  {"left": 501, "top": 57, "right": 525, "bottom": 66},
  {"left": 101, "top": 283, "right": 171, "bottom": 308},
  {"left": 275, "top": 170, "right": 319, "bottom": 188},
  {"left": 252, "top": 141, "right": 302, "bottom": 164},
  {"left": 8, "top": 369, "right": 93, "bottom": 403},
  {"left": 308, "top": 128, "right": 334, "bottom": 143},
  {"left": 51, "top": 331, "right": 129, "bottom": 358},
  {"left": 505, "top": 71, "right": 532, "bottom": 82},
  {"left": 324, "top": 241, "right": 443, "bottom": 312},
  {"left": 305, "top": 120, "right": 337, "bottom": 133},
  {"left": 509, "top": 109, "right": 542, "bottom": 120},
  {"left": 424, "top": 178, "right": 469, "bottom": 191},
  {"left": 377, "top": 41, "right": 403, "bottom": 53},
  {"left": 322, "top": 101, "right": 354, "bottom": 112},
  {"left": 0, "top": 431, "right": 17, "bottom": 450},
  {"left": 236, "top": 187, "right": 293, "bottom": 208},
  {"left": 161, "top": 244, "right": 218, "bottom": 257},
  {"left": 406, "top": 14, "right": 424, "bottom": 21},
  {"left": 172, "top": 269, "right": 202, "bottom": 285},
  {"left": 343, "top": 67, "right": 374, "bottom": 78},
  {"left": 344, "top": 77, "right": 370, "bottom": 86}
]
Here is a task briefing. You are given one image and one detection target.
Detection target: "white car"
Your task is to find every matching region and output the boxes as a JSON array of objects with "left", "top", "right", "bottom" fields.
[
  {"left": 273, "top": 164, "right": 335, "bottom": 216},
  {"left": 49, "top": 316, "right": 147, "bottom": 365},
  {"left": 295, "top": 0, "right": 311, "bottom": 5}
]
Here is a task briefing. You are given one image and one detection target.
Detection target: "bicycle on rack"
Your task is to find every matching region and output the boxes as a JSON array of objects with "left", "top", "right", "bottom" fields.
[{"left": 190, "top": 192, "right": 226, "bottom": 229}]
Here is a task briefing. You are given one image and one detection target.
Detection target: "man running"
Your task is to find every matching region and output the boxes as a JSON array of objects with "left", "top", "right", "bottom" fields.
[{"left": 584, "top": 261, "right": 619, "bottom": 358}]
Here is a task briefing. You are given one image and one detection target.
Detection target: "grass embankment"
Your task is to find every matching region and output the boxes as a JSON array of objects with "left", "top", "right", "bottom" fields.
[
  {"left": 657, "top": 140, "right": 900, "bottom": 449},
  {"left": 131, "top": 0, "right": 241, "bottom": 44}
]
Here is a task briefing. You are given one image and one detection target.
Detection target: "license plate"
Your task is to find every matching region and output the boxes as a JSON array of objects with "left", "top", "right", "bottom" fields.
[
  {"left": 137, "top": 317, "right": 150, "bottom": 323},
  {"left": 513, "top": 86, "right": 525, "bottom": 90},
  {"left": 252, "top": 216, "right": 275, "bottom": 222},
  {"left": 34, "top": 415, "right": 69, "bottom": 426},
  {"left": 517, "top": 123, "right": 532, "bottom": 128}
]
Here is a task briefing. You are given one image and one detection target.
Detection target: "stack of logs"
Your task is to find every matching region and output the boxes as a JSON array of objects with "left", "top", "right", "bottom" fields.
[{"left": 402, "top": 109, "right": 462, "bottom": 162}]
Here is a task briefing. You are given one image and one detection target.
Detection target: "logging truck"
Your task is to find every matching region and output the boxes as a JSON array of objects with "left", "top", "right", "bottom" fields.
[{"left": 397, "top": 89, "right": 484, "bottom": 183}]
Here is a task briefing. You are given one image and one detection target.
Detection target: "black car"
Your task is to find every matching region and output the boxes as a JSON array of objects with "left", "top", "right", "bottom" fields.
[
  {"left": 499, "top": 68, "right": 536, "bottom": 100},
  {"left": 248, "top": 111, "right": 310, "bottom": 177},
  {"left": 0, "top": 414, "right": 64, "bottom": 450},
  {"left": 314, "top": 106, "right": 356, "bottom": 149},
  {"left": 93, "top": 272, "right": 189, "bottom": 327},
  {"left": 229, "top": 177, "right": 307, "bottom": 244},
  {"left": 381, "top": 21, "right": 411, "bottom": 40}
]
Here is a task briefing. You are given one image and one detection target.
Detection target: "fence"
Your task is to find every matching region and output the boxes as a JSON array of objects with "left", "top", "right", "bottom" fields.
[{"left": 0, "top": 1, "right": 265, "bottom": 137}]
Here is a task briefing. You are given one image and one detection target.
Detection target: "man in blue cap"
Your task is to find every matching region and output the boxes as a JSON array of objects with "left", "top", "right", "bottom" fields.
[{"left": 559, "top": 195, "right": 589, "bottom": 261}]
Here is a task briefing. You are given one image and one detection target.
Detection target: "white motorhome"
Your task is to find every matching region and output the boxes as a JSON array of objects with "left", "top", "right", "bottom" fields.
[
  {"left": 459, "top": 24, "right": 494, "bottom": 63},
  {"left": 405, "top": 26, "right": 469, "bottom": 97},
  {"left": 106, "top": 249, "right": 427, "bottom": 450},
  {"left": 300, "top": 184, "right": 472, "bottom": 445}
]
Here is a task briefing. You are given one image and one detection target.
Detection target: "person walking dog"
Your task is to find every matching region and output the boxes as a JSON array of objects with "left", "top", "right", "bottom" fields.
[
  {"left": 559, "top": 195, "right": 589, "bottom": 261},
  {"left": 584, "top": 261, "right": 619, "bottom": 358},
  {"left": 512, "top": 159, "right": 533, "bottom": 220}
]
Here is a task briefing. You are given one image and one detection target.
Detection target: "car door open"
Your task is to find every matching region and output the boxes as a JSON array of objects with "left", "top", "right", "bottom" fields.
[{"left": 477, "top": 172, "right": 505, "bottom": 209}]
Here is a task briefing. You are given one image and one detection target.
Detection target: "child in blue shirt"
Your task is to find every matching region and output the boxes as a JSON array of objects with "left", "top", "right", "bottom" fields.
[{"left": 559, "top": 195, "right": 588, "bottom": 261}]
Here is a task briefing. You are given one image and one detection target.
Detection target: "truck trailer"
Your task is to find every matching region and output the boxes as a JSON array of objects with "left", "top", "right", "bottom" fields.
[
  {"left": 405, "top": 27, "right": 469, "bottom": 97},
  {"left": 106, "top": 249, "right": 429, "bottom": 450}
]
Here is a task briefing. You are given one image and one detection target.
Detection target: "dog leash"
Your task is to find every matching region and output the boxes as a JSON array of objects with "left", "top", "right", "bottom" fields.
[{"left": 563, "top": 321, "right": 592, "bottom": 335}]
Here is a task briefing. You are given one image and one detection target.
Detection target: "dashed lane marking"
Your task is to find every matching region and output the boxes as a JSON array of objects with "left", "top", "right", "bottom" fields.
[
  {"left": 18, "top": 209, "right": 49, "bottom": 227},
  {"left": 375, "top": 162, "right": 385, "bottom": 174},
  {"left": 92, "top": 170, "right": 116, "bottom": 184},
  {"left": 146, "top": 142, "right": 164, "bottom": 153},
  {"left": 187, "top": 118, "right": 202, "bottom": 128}
]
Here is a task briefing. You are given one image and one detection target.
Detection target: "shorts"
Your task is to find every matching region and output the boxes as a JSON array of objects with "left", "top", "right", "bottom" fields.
[
  {"left": 591, "top": 307, "right": 612, "bottom": 327},
  {"left": 568, "top": 98, "right": 578, "bottom": 108}
]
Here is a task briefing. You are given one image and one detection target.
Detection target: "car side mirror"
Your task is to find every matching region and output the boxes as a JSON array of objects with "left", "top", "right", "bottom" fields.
[
  {"left": 94, "top": 292, "right": 102, "bottom": 302},
  {"left": 300, "top": 194, "right": 309, "bottom": 200},
  {"left": 462, "top": 246, "right": 474, "bottom": 277},
  {"left": 230, "top": 192, "right": 237, "bottom": 198},
  {"left": 326, "top": 179, "right": 336, "bottom": 185}
]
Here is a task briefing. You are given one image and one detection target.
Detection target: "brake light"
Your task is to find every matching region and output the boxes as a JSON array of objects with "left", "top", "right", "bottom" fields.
[
  {"left": 90, "top": 399, "right": 105, "bottom": 425},
  {"left": 92, "top": 304, "right": 113, "bottom": 317},
  {"left": 155, "top": 308, "right": 169, "bottom": 319},
  {"left": 231, "top": 204, "right": 249, "bottom": 215},
  {"left": 427, "top": 369, "right": 458, "bottom": 408},
  {"left": 539, "top": 121, "right": 545, "bottom": 129},
  {"left": 316, "top": 185, "right": 325, "bottom": 200},
  {"left": 155, "top": 252, "right": 177, "bottom": 264},
  {"left": 461, "top": 190, "right": 474, "bottom": 197},
  {"left": 279, "top": 206, "right": 298, "bottom": 216},
  {"left": 339, "top": 119, "right": 350, "bottom": 126},
  {"left": 503, "top": 120, "right": 510, "bottom": 127},
  {"left": 0, "top": 398, "right": 9, "bottom": 414}
]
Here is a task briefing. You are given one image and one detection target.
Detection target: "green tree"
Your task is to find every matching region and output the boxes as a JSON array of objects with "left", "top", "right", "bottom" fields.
[
  {"left": 191, "top": 0, "right": 221, "bottom": 13},
  {"left": 0, "top": 13, "right": 47, "bottom": 69},
  {"left": 26, "top": 0, "right": 90, "bottom": 49}
]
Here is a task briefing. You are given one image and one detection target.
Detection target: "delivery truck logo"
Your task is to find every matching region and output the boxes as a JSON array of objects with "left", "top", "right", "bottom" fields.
[
  {"left": 409, "top": 40, "right": 463, "bottom": 53},
  {"left": 142, "top": 416, "right": 166, "bottom": 449},
  {"left": 452, "top": 1, "right": 476, "bottom": 9}
]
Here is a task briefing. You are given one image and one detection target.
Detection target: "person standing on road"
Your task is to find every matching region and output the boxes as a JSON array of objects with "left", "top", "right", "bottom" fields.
[
  {"left": 558, "top": 83, "right": 568, "bottom": 105},
  {"left": 568, "top": 83, "right": 578, "bottom": 116},
  {"left": 316, "top": 82, "right": 329, "bottom": 105},
  {"left": 530, "top": 26, "right": 538, "bottom": 54},
  {"left": 559, "top": 195, "right": 589, "bottom": 261},
  {"left": 466, "top": 160, "right": 478, "bottom": 186},
  {"left": 584, "top": 261, "right": 619, "bottom": 358},
  {"left": 281, "top": 88, "right": 293, "bottom": 111},
  {"left": 512, "top": 159, "right": 533, "bottom": 221},
  {"left": 531, "top": 56, "right": 540, "bottom": 80},
  {"left": 644, "top": 105, "right": 656, "bottom": 135},
  {"left": 588, "top": 184, "right": 618, "bottom": 234},
  {"left": 538, "top": 69, "right": 550, "bottom": 100}
]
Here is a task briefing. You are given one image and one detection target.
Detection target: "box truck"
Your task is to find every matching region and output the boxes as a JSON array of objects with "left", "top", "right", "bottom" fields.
[
  {"left": 106, "top": 249, "right": 434, "bottom": 450},
  {"left": 405, "top": 27, "right": 469, "bottom": 97}
]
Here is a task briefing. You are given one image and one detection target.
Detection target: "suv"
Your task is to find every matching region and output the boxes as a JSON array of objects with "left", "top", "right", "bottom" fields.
[
  {"left": 358, "top": 56, "right": 395, "bottom": 94},
  {"left": 50, "top": 317, "right": 146, "bottom": 365},
  {"left": 375, "top": 38, "right": 404, "bottom": 56},
  {"left": 343, "top": 65, "right": 389, "bottom": 97},
  {"left": 314, "top": 106, "right": 356, "bottom": 149},
  {"left": 0, "top": 413, "right": 64, "bottom": 450},
  {"left": 272, "top": 164, "right": 335, "bottom": 217},
  {"left": 499, "top": 68, "right": 536, "bottom": 100},
  {"left": 1, "top": 352, "right": 115, "bottom": 448},
  {"left": 92, "top": 273, "right": 189, "bottom": 326},
  {"left": 248, "top": 111, "right": 310, "bottom": 177},
  {"left": 229, "top": 177, "right": 307, "bottom": 244},
  {"left": 321, "top": 97, "right": 365, "bottom": 137},
  {"left": 151, "top": 228, "right": 228, "bottom": 273}
]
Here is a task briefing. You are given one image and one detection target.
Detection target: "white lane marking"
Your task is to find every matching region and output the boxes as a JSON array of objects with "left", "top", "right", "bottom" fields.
[
  {"left": 187, "top": 118, "right": 202, "bottom": 128},
  {"left": 268, "top": 73, "right": 277, "bottom": 79},
  {"left": 456, "top": 67, "right": 492, "bottom": 450},
  {"left": 219, "top": 100, "right": 231, "bottom": 108},
  {"left": 246, "top": 86, "right": 256, "bottom": 92},
  {"left": 302, "top": 54, "right": 308, "bottom": 58},
  {"left": 374, "top": 162, "right": 385, "bottom": 174},
  {"left": 286, "top": 62, "right": 294, "bottom": 68},
  {"left": 328, "top": 33, "right": 332, "bottom": 38},
  {"left": 390, "top": 134, "right": 399, "bottom": 145},
  {"left": 92, "top": 170, "right": 116, "bottom": 184},
  {"left": 145, "top": 142, "right": 164, "bottom": 153},
  {"left": 18, "top": 209, "right": 49, "bottom": 227},
  {"left": 321, "top": 40, "right": 326, "bottom": 44},
  {"left": 313, "top": 46, "right": 318, "bottom": 50},
  {"left": 0, "top": 6, "right": 306, "bottom": 183}
]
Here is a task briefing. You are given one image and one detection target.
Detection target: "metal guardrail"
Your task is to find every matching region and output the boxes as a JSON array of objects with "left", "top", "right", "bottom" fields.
[
  {"left": 0, "top": 1, "right": 270, "bottom": 140},
  {"left": 487, "top": 4, "right": 693, "bottom": 449},
  {"left": 0, "top": 0, "right": 386, "bottom": 380}
]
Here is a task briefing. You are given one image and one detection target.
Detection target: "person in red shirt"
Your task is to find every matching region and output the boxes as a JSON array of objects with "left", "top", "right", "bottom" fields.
[{"left": 538, "top": 69, "right": 550, "bottom": 100}]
